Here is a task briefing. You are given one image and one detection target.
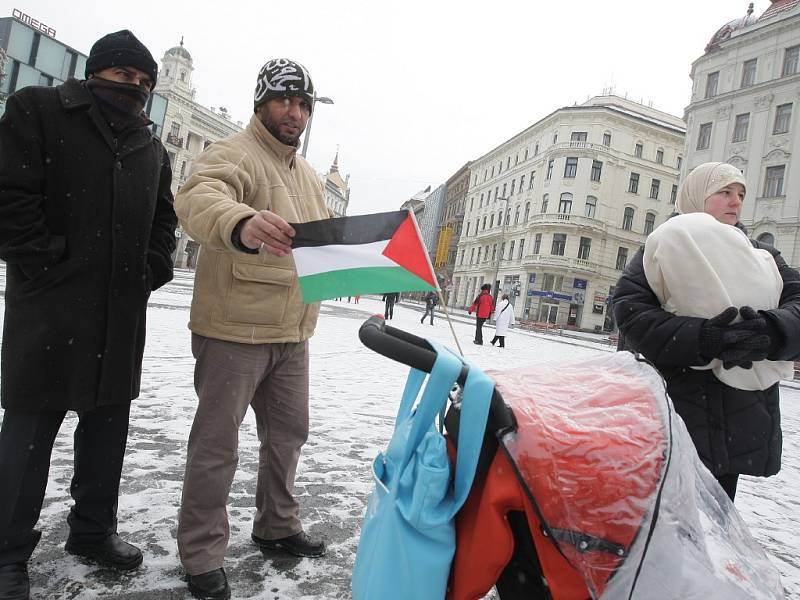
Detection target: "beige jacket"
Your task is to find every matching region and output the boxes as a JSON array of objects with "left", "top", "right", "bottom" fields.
[{"left": 175, "top": 114, "right": 329, "bottom": 344}]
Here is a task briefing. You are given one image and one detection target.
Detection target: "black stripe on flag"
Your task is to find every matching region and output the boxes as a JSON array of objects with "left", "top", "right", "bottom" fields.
[{"left": 290, "top": 210, "right": 409, "bottom": 248}]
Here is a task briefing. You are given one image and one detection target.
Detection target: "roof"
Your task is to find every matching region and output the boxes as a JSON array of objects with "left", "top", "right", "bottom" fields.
[
  {"left": 760, "top": 0, "right": 800, "bottom": 19},
  {"left": 165, "top": 38, "right": 192, "bottom": 63}
]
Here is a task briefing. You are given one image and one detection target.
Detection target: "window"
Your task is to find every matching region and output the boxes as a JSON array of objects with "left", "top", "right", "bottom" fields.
[
  {"left": 534, "top": 142, "right": 539, "bottom": 155},
  {"left": 564, "top": 157, "right": 578, "bottom": 178},
  {"left": 628, "top": 173, "right": 640, "bottom": 194},
  {"left": 529, "top": 171, "right": 535, "bottom": 189},
  {"left": 602, "top": 132, "right": 612, "bottom": 147},
  {"left": 644, "top": 212, "right": 656, "bottom": 235},
  {"left": 470, "top": 248, "right": 475, "bottom": 264},
  {"left": 541, "top": 194, "right": 549, "bottom": 213},
  {"left": 510, "top": 180, "right": 516, "bottom": 195},
  {"left": 518, "top": 239, "right": 525, "bottom": 259},
  {"left": 697, "top": 123, "right": 712, "bottom": 150},
  {"left": 524, "top": 203, "right": 530, "bottom": 222},
  {"left": 508, "top": 241, "right": 515, "bottom": 260},
  {"left": 732, "top": 113, "right": 750, "bottom": 142},
  {"left": 180, "top": 70, "right": 186, "bottom": 82},
  {"left": 489, "top": 214, "right": 495, "bottom": 228},
  {"left": 656, "top": 150, "right": 664, "bottom": 164},
  {"left": 492, "top": 244, "right": 497, "bottom": 262},
  {"left": 670, "top": 184, "right": 678, "bottom": 204},
  {"left": 546, "top": 159, "right": 554, "bottom": 180},
  {"left": 622, "top": 207, "right": 635, "bottom": 230},
  {"left": 460, "top": 249, "right": 465, "bottom": 265},
  {"left": 502, "top": 183, "right": 507, "bottom": 197},
  {"left": 590, "top": 160, "right": 602, "bottom": 182},
  {"left": 482, "top": 216, "right": 487, "bottom": 230},
  {"left": 553, "top": 132, "right": 558, "bottom": 144},
  {"left": 170, "top": 122, "right": 181, "bottom": 137},
  {"left": 615, "top": 247, "right": 629, "bottom": 270},
  {"left": 167, "top": 151, "right": 176, "bottom": 167},
  {"left": 551, "top": 233, "right": 566, "bottom": 256},
  {"left": 705, "top": 71, "right": 719, "bottom": 98},
  {"left": 757, "top": 232, "right": 775, "bottom": 246},
  {"left": 465, "top": 221, "right": 470, "bottom": 237},
  {"left": 514, "top": 205, "right": 520, "bottom": 224},
  {"left": 558, "top": 193, "right": 573, "bottom": 215},
  {"left": 677, "top": 156, "right": 683, "bottom": 170},
  {"left": 584, "top": 196, "right": 597, "bottom": 218},
  {"left": 180, "top": 160, "right": 187, "bottom": 177},
  {"left": 520, "top": 175, "right": 525, "bottom": 190},
  {"left": 533, "top": 233, "right": 542, "bottom": 254},
  {"left": 634, "top": 143, "right": 643, "bottom": 158},
  {"left": 764, "top": 166, "right": 785, "bottom": 197},
  {"left": 542, "top": 274, "right": 564, "bottom": 292},
  {"left": 741, "top": 58, "right": 757, "bottom": 88},
  {"left": 774, "top": 103, "right": 793, "bottom": 134},
  {"left": 487, "top": 189, "right": 492, "bottom": 203},
  {"left": 571, "top": 131, "right": 587, "bottom": 142},
  {"left": 782, "top": 45, "right": 799, "bottom": 76},
  {"left": 524, "top": 148, "right": 529, "bottom": 160},
  {"left": 649, "top": 179, "right": 660, "bottom": 199},
  {"left": 577, "top": 237, "right": 591, "bottom": 260}
]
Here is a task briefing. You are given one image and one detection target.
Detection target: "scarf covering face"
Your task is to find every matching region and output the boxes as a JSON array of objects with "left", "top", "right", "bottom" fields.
[
  {"left": 643, "top": 212, "right": 793, "bottom": 390},
  {"left": 85, "top": 77, "right": 150, "bottom": 132},
  {"left": 676, "top": 162, "right": 747, "bottom": 215}
]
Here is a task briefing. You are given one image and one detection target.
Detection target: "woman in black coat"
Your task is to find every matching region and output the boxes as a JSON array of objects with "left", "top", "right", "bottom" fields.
[{"left": 612, "top": 162, "right": 800, "bottom": 501}]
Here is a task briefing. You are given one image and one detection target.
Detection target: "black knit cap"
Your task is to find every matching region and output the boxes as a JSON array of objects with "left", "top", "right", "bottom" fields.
[
  {"left": 253, "top": 58, "right": 314, "bottom": 111},
  {"left": 85, "top": 30, "right": 158, "bottom": 87}
]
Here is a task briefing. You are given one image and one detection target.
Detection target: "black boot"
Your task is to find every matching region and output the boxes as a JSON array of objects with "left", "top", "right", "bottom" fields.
[
  {"left": 252, "top": 531, "right": 326, "bottom": 558},
  {"left": 0, "top": 563, "right": 30, "bottom": 600},
  {"left": 187, "top": 568, "right": 230, "bottom": 600},
  {"left": 65, "top": 533, "right": 142, "bottom": 570}
]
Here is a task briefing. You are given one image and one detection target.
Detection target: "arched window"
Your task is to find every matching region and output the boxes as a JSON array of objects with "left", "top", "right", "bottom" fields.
[
  {"left": 644, "top": 212, "right": 656, "bottom": 235},
  {"left": 541, "top": 194, "right": 549, "bottom": 213},
  {"left": 757, "top": 232, "right": 775, "bottom": 246},
  {"left": 180, "top": 70, "right": 186, "bottom": 82},
  {"left": 558, "top": 192, "right": 573, "bottom": 215},
  {"left": 524, "top": 202, "right": 531, "bottom": 222},
  {"left": 514, "top": 205, "right": 521, "bottom": 224},
  {"left": 622, "top": 207, "right": 635, "bottom": 230},
  {"left": 490, "top": 214, "right": 495, "bottom": 228}
]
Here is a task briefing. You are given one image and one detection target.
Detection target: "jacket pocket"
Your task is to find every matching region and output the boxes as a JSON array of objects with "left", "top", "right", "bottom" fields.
[{"left": 225, "top": 262, "right": 294, "bottom": 326}]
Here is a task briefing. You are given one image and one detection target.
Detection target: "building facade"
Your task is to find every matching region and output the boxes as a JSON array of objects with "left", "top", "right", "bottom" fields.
[
  {"left": 320, "top": 152, "right": 350, "bottom": 217},
  {"left": 683, "top": 0, "right": 800, "bottom": 265},
  {"left": 452, "top": 95, "right": 685, "bottom": 331},
  {"left": 435, "top": 162, "right": 470, "bottom": 304},
  {"left": 154, "top": 39, "right": 243, "bottom": 268},
  {"left": 417, "top": 184, "right": 446, "bottom": 264},
  {"left": 0, "top": 11, "right": 167, "bottom": 132}
]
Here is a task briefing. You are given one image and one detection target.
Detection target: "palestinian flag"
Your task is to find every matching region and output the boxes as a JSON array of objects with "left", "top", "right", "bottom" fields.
[{"left": 290, "top": 210, "right": 437, "bottom": 303}]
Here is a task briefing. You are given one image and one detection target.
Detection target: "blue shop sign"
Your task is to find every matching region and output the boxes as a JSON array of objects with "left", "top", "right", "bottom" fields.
[
  {"left": 530, "top": 290, "right": 573, "bottom": 302},
  {"left": 573, "top": 278, "right": 587, "bottom": 289}
]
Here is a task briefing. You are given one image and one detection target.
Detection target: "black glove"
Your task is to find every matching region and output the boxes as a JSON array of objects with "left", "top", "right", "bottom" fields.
[{"left": 699, "top": 307, "right": 771, "bottom": 369}]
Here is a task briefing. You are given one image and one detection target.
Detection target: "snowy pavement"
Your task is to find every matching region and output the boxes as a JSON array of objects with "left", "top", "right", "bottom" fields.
[{"left": 1, "top": 267, "right": 798, "bottom": 599}]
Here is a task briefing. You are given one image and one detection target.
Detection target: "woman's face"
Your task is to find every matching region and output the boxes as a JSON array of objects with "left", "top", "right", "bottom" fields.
[{"left": 704, "top": 183, "right": 745, "bottom": 225}]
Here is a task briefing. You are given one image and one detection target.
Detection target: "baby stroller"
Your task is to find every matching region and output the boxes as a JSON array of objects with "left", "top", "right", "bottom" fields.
[{"left": 358, "top": 315, "right": 785, "bottom": 600}]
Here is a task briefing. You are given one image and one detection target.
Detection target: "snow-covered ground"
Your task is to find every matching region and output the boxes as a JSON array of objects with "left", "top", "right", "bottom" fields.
[{"left": 1, "top": 267, "right": 798, "bottom": 599}]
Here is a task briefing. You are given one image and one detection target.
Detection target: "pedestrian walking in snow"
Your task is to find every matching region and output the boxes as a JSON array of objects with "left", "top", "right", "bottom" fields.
[
  {"left": 174, "top": 58, "right": 328, "bottom": 600},
  {"left": 613, "top": 162, "right": 800, "bottom": 502},
  {"left": 0, "top": 30, "right": 176, "bottom": 598},
  {"left": 468, "top": 284, "right": 495, "bottom": 345},
  {"left": 382, "top": 292, "right": 399, "bottom": 320},
  {"left": 420, "top": 291, "right": 438, "bottom": 325},
  {"left": 490, "top": 294, "right": 515, "bottom": 348}
]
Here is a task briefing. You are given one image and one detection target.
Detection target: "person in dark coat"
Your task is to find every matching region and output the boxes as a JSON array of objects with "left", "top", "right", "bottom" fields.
[
  {"left": 0, "top": 30, "right": 177, "bottom": 598},
  {"left": 468, "top": 283, "right": 495, "bottom": 345},
  {"left": 420, "top": 290, "right": 438, "bottom": 325},
  {"left": 382, "top": 292, "right": 399, "bottom": 320},
  {"left": 612, "top": 162, "right": 800, "bottom": 502}
]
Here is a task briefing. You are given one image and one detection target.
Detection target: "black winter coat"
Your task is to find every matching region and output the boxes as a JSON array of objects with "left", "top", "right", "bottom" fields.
[
  {"left": 0, "top": 79, "right": 177, "bottom": 412},
  {"left": 612, "top": 241, "right": 800, "bottom": 477}
]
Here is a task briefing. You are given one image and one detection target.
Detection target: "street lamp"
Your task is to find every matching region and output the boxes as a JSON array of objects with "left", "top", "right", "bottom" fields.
[
  {"left": 491, "top": 196, "right": 511, "bottom": 303},
  {"left": 301, "top": 92, "right": 334, "bottom": 157}
]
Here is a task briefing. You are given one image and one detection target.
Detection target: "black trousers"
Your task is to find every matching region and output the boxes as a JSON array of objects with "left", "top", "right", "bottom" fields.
[
  {"left": 474, "top": 317, "right": 487, "bottom": 343},
  {"left": 0, "top": 403, "right": 131, "bottom": 566},
  {"left": 384, "top": 299, "right": 395, "bottom": 320},
  {"left": 490, "top": 335, "right": 505, "bottom": 348},
  {"left": 421, "top": 306, "right": 435, "bottom": 324}
]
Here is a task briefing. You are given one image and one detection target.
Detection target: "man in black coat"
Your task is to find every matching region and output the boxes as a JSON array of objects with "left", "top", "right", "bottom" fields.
[{"left": 0, "top": 30, "right": 177, "bottom": 598}]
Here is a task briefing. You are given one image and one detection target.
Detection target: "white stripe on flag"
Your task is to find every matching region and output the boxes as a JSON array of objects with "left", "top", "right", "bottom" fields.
[{"left": 293, "top": 240, "right": 396, "bottom": 277}]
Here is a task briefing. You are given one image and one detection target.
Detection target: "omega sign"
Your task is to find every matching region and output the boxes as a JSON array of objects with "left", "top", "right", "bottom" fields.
[{"left": 12, "top": 9, "right": 56, "bottom": 38}]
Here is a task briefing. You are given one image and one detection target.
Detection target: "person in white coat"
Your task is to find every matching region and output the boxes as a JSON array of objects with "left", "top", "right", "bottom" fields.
[{"left": 490, "top": 294, "right": 515, "bottom": 347}]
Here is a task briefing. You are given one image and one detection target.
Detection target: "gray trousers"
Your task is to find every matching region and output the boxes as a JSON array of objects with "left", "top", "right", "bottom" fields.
[{"left": 177, "top": 334, "right": 309, "bottom": 575}]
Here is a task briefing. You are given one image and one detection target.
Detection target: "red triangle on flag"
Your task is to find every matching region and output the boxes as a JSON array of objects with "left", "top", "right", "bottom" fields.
[{"left": 382, "top": 213, "right": 437, "bottom": 287}]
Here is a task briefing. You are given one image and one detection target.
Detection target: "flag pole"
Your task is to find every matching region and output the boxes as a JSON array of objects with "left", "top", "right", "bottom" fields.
[{"left": 407, "top": 210, "right": 464, "bottom": 357}]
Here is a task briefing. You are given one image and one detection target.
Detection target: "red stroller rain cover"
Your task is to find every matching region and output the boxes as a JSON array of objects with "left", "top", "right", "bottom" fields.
[{"left": 450, "top": 352, "right": 785, "bottom": 600}]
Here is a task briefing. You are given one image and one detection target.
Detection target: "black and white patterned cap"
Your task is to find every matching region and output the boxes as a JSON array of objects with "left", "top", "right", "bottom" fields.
[{"left": 253, "top": 58, "right": 314, "bottom": 111}]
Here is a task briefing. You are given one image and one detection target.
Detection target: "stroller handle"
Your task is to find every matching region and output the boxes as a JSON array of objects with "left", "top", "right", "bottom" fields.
[{"left": 358, "top": 315, "right": 517, "bottom": 437}]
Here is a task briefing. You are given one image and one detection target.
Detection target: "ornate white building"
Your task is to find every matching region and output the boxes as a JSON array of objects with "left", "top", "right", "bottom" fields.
[
  {"left": 453, "top": 95, "right": 685, "bottom": 331},
  {"left": 319, "top": 152, "right": 350, "bottom": 217},
  {"left": 683, "top": 0, "right": 800, "bottom": 265},
  {"left": 154, "top": 39, "right": 243, "bottom": 268}
]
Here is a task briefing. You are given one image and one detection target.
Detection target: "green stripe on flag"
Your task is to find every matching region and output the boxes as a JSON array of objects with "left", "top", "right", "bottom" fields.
[{"left": 298, "top": 266, "right": 436, "bottom": 303}]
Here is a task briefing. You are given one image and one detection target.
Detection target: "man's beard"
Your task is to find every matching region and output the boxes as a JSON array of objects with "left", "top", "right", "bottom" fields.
[{"left": 261, "top": 114, "right": 303, "bottom": 147}]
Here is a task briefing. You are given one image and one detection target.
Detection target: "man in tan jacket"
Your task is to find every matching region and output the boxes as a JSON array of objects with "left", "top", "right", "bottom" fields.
[{"left": 174, "top": 58, "right": 329, "bottom": 600}]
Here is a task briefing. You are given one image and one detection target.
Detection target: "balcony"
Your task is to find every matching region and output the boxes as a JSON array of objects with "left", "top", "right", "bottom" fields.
[
  {"left": 166, "top": 133, "right": 184, "bottom": 148},
  {"left": 526, "top": 213, "right": 607, "bottom": 231},
  {"left": 521, "top": 253, "right": 601, "bottom": 274}
]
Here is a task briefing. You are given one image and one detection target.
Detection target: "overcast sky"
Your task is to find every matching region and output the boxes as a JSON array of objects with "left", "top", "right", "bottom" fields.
[{"left": 15, "top": 0, "right": 769, "bottom": 214}]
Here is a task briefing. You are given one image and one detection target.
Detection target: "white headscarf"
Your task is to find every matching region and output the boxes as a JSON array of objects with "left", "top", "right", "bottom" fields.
[{"left": 676, "top": 162, "right": 747, "bottom": 215}]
